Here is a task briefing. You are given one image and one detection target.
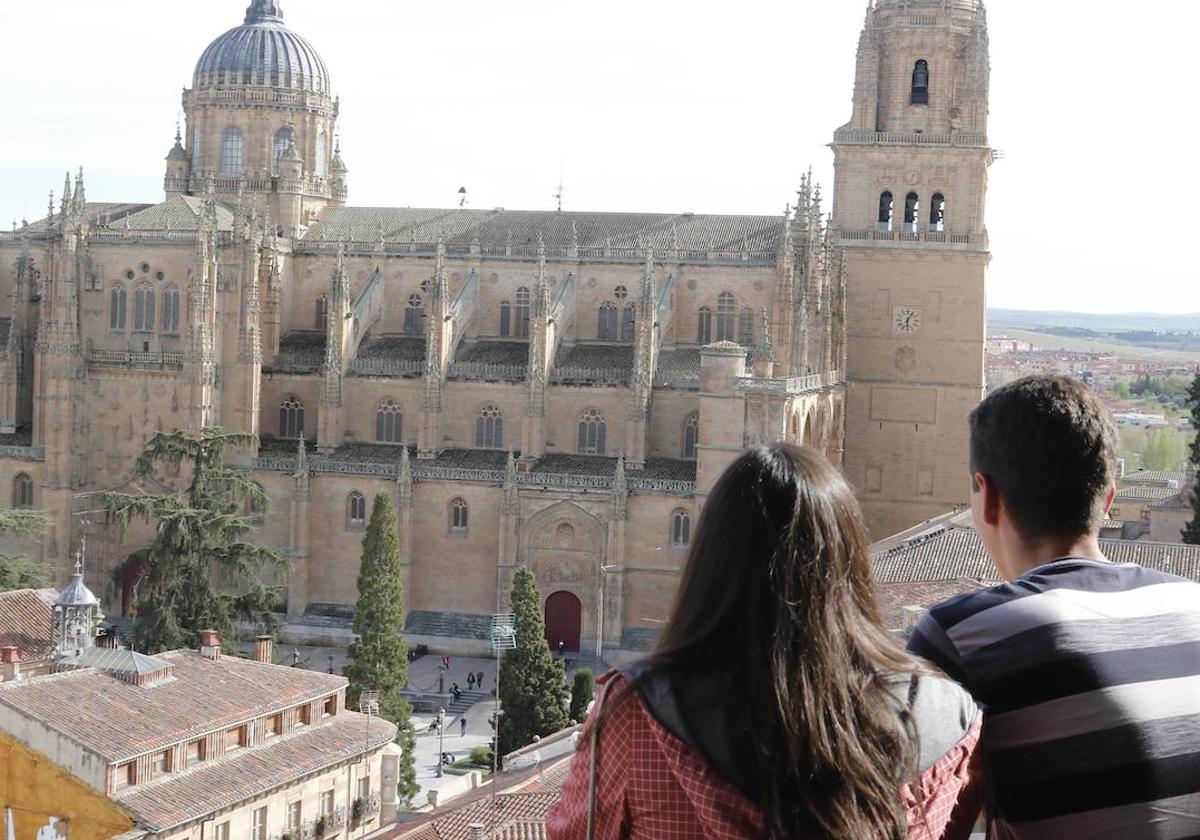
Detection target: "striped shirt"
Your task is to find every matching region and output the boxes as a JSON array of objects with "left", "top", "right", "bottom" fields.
[{"left": 908, "top": 557, "right": 1200, "bottom": 839}]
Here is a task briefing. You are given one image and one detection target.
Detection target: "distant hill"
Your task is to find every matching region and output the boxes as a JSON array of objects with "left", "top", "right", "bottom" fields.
[{"left": 988, "top": 309, "right": 1200, "bottom": 332}]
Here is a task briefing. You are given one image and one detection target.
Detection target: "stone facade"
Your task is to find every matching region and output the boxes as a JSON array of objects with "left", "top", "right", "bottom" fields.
[{"left": 0, "top": 0, "right": 992, "bottom": 654}]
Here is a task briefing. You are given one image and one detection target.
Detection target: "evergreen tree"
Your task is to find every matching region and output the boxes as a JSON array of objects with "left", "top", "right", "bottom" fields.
[
  {"left": 100, "top": 428, "right": 281, "bottom": 652},
  {"left": 569, "top": 668, "right": 594, "bottom": 723},
  {"left": 497, "top": 567, "right": 569, "bottom": 755},
  {"left": 342, "top": 491, "right": 418, "bottom": 806},
  {"left": 1183, "top": 373, "right": 1200, "bottom": 544},
  {"left": 0, "top": 509, "right": 50, "bottom": 592}
]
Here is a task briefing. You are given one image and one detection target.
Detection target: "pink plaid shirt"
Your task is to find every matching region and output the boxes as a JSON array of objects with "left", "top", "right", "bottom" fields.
[{"left": 547, "top": 672, "right": 984, "bottom": 840}]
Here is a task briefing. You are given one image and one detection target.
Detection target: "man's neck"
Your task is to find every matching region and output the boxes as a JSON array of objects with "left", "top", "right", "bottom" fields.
[{"left": 1000, "top": 532, "right": 1108, "bottom": 580}]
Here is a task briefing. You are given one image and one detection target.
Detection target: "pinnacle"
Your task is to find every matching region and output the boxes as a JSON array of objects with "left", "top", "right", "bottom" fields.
[{"left": 244, "top": 0, "right": 283, "bottom": 25}]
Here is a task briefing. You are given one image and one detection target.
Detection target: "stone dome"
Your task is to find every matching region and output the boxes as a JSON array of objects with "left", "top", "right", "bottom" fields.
[{"left": 193, "top": 1, "right": 330, "bottom": 94}]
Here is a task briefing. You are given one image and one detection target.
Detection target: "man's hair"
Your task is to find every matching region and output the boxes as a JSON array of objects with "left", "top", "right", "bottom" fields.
[{"left": 969, "top": 375, "right": 1118, "bottom": 540}]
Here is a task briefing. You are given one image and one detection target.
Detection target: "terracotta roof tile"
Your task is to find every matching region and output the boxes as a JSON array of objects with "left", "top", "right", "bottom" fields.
[
  {"left": 0, "top": 588, "right": 55, "bottom": 662},
  {"left": 1115, "top": 485, "right": 1180, "bottom": 502}
]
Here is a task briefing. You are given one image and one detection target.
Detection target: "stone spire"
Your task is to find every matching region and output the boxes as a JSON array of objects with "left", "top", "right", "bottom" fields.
[
  {"left": 397, "top": 444, "right": 413, "bottom": 508},
  {"left": 611, "top": 454, "right": 628, "bottom": 521},
  {"left": 293, "top": 432, "right": 308, "bottom": 477},
  {"left": 244, "top": 0, "right": 284, "bottom": 24}
]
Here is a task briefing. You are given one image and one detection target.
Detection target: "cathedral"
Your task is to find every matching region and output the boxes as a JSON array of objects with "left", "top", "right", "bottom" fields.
[{"left": 0, "top": 0, "right": 990, "bottom": 656}]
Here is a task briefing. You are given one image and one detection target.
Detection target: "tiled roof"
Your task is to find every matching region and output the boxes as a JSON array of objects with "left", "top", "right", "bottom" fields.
[
  {"left": 1121, "top": 470, "right": 1187, "bottom": 488},
  {"left": 1150, "top": 493, "right": 1191, "bottom": 510},
  {"left": 328, "top": 445, "right": 510, "bottom": 472},
  {"left": 117, "top": 196, "right": 235, "bottom": 233},
  {"left": 654, "top": 348, "right": 701, "bottom": 384},
  {"left": 0, "top": 588, "right": 55, "bottom": 662},
  {"left": 529, "top": 454, "right": 695, "bottom": 483},
  {"left": 117, "top": 715, "right": 395, "bottom": 831},
  {"left": 1115, "top": 485, "right": 1180, "bottom": 502},
  {"left": 266, "top": 332, "right": 325, "bottom": 373},
  {"left": 12, "top": 202, "right": 151, "bottom": 235},
  {"left": 876, "top": 579, "right": 987, "bottom": 631},
  {"left": 454, "top": 340, "right": 529, "bottom": 367},
  {"left": 640, "top": 458, "right": 697, "bottom": 482},
  {"left": 304, "top": 207, "right": 783, "bottom": 254},
  {"left": 552, "top": 343, "right": 635, "bottom": 380},
  {"left": 0, "top": 649, "right": 345, "bottom": 762},
  {"left": 358, "top": 336, "right": 428, "bottom": 362},
  {"left": 0, "top": 427, "right": 33, "bottom": 447},
  {"left": 871, "top": 514, "right": 1200, "bottom": 584}
]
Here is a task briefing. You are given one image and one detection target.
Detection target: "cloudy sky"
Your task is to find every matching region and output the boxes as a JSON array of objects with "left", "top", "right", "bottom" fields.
[{"left": 0, "top": 1, "right": 1195, "bottom": 314}]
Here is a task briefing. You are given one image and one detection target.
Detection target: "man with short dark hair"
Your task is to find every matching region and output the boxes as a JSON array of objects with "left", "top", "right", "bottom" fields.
[{"left": 909, "top": 375, "right": 1200, "bottom": 837}]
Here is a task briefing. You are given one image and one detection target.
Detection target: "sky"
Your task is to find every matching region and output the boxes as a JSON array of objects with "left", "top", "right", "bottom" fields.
[{"left": 0, "top": 0, "right": 1196, "bottom": 315}]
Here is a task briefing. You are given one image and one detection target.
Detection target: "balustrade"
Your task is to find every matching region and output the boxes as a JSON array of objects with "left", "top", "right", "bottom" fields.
[
  {"left": 87, "top": 350, "right": 185, "bottom": 370},
  {"left": 347, "top": 358, "right": 424, "bottom": 377},
  {"left": 832, "top": 128, "right": 988, "bottom": 148}
]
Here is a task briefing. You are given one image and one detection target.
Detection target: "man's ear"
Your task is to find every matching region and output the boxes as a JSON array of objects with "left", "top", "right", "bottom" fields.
[{"left": 974, "top": 472, "right": 1002, "bottom": 527}]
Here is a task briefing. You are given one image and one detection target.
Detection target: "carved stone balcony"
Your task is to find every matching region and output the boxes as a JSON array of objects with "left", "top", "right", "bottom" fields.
[
  {"left": 836, "top": 228, "right": 987, "bottom": 252},
  {"left": 86, "top": 350, "right": 185, "bottom": 371}
]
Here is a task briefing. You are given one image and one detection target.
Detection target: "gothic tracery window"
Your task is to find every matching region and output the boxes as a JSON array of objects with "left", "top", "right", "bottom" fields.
[
  {"left": 279, "top": 397, "right": 304, "bottom": 439},
  {"left": 12, "top": 473, "right": 33, "bottom": 510},
  {"left": 161, "top": 286, "right": 181, "bottom": 334},
  {"left": 220, "top": 126, "right": 244, "bottom": 177},
  {"left": 499, "top": 300, "right": 512, "bottom": 336},
  {"left": 315, "top": 296, "right": 328, "bottom": 331},
  {"left": 476, "top": 405, "right": 504, "bottom": 449},
  {"left": 514, "top": 287, "right": 531, "bottom": 338},
  {"left": 597, "top": 302, "right": 618, "bottom": 340},
  {"left": 404, "top": 294, "right": 425, "bottom": 335},
  {"left": 578, "top": 408, "right": 606, "bottom": 455},
  {"left": 315, "top": 131, "right": 328, "bottom": 178},
  {"left": 347, "top": 492, "right": 366, "bottom": 529},
  {"left": 191, "top": 127, "right": 201, "bottom": 171},
  {"left": 449, "top": 498, "right": 469, "bottom": 534},
  {"left": 621, "top": 305, "right": 636, "bottom": 341},
  {"left": 697, "top": 307, "right": 713, "bottom": 344},
  {"left": 715, "top": 292, "right": 736, "bottom": 342},
  {"left": 375, "top": 400, "right": 403, "bottom": 443},
  {"left": 738, "top": 308, "right": 755, "bottom": 346},
  {"left": 682, "top": 412, "right": 699, "bottom": 460},
  {"left": 134, "top": 285, "right": 156, "bottom": 333},
  {"left": 110, "top": 286, "right": 127, "bottom": 331},
  {"left": 671, "top": 509, "right": 691, "bottom": 549},
  {"left": 272, "top": 128, "right": 290, "bottom": 174},
  {"left": 911, "top": 59, "right": 930, "bottom": 106}
]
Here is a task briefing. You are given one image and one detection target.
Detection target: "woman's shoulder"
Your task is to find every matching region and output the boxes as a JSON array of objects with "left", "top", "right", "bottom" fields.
[{"left": 886, "top": 668, "right": 980, "bottom": 774}]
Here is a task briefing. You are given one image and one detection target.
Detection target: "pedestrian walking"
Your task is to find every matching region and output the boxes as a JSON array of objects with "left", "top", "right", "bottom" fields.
[
  {"left": 467, "top": 672, "right": 475, "bottom": 690},
  {"left": 453, "top": 684, "right": 462, "bottom": 703},
  {"left": 460, "top": 716, "right": 468, "bottom": 736},
  {"left": 557, "top": 639, "right": 565, "bottom": 657},
  {"left": 476, "top": 670, "right": 484, "bottom": 688}
]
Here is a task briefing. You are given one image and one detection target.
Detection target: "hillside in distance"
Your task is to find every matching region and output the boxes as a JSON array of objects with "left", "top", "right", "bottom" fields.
[{"left": 989, "top": 309, "right": 1200, "bottom": 333}]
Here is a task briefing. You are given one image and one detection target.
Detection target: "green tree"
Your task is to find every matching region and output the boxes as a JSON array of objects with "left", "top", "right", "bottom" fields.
[
  {"left": 497, "top": 567, "right": 569, "bottom": 755},
  {"left": 342, "top": 491, "right": 418, "bottom": 806},
  {"left": 1184, "top": 373, "right": 1200, "bottom": 544},
  {"left": 100, "top": 428, "right": 281, "bottom": 653},
  {"left": 0, "top": 509, "right": 51, "bottom": 592},
  {"left": 1142, "top": 428, "right": 1186, "bottom": 472},
  {"left": 1113, "top": 381, "right": 1132, "bottom": 401},
  {"left": 569, "top": 668, "right": 594, "bottom": 723}
]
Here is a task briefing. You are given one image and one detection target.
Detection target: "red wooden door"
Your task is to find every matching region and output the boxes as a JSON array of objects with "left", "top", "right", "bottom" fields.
[{"left": 544, "top": 591, "right": 582, "bottom": 653}]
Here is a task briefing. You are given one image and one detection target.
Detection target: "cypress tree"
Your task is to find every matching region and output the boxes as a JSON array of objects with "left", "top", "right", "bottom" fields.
[
  {"left": 0, "top": 509, "right": 50, "bottom": 592},
  {"left": 1182, "top": 373, "right": 1200, "bottom": 544},
  {"left": 569, "top": 668, "right": 594, "bottom": 723},
  {"left": 101, "top": 429, "right": 281, "bottom": 653},
  {"left": 497, "top": 567, "right": 569, "bottom": 755},
  {"left": 343, "top": 491, "right": 418, "bottom": 806}
]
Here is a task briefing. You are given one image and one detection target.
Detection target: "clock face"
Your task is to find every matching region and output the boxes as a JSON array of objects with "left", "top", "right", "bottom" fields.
[{"left": 893, "top": 306, "right": 922, "bottom": 334}]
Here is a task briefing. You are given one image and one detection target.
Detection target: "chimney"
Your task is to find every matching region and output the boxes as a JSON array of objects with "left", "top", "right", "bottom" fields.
[
  {"left": 253, "top": 635, "right": 274, "bottom": 664},
  {"left": 467, "top": 825, "right": 486, "bottom": 840},
  {"left": 199, "top": 629, "right": 221, "bottom": 661},
  {"left": 1, "top": 646, "right": 20, "bottom": 682}
]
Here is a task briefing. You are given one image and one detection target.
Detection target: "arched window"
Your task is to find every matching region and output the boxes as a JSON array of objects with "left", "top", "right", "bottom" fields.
[
  {"left": 621, "top": 305, "right": 636, "bottom": 341},
  {"left": 134, "top": 285, "right": 156, "bottom": 332},
  {"left": 315, "top": 131, "right": 328, "bottom": 178},
  {"left": 347, "top": 492, "right": 366, "bottom": 529},
  {"left": 738, "top": 308, "right": 755, "bottom": 346},
  {"left": 911, "top": 59, "right": 930, "bottom": 105},
  {"left": 272, "top": 128, "right": 290, "bottom": 174},
  {"left": 12, "top": 473, "right": 33, "bottom": 510},
  {"left": 670, "top": 509, "right": 691, "bottom": 549},
  {"left": 577, "top": 409, "right": 606, "bottom": 455},
  {"left": 697, "top": 307, "right": 713, "bottom": 344},
  {"left": 279, "top": 397, "right": 304, "bottom": 439},
  {"left": 499, "top": 300, "right": 512, "bottom": 337},
  {"left": 682, "top": 413, "right": 699, "bottom": 460},
  {"left": 715, "top": 292, "right": 736, "bottom": 342},
  {"left": 597, "top": 302, "right": 618, "bottom": 340},
  {"left": 375, "top": 400, "right": 403, "bottom": 443},
  {"left": 514, "top": 287, "right": 531, "bottom": 338},
  {"left": 904, "top": 192, "right": 920, "bottom": 233},
  {"left": 930, "top": 193, "right": 946, "bottom": 232},
  {"left": 404, "top": 294, "right": 424, "bottom": 335},
  {"left": 314, "top": 296, "right": 329, "bottom": 331},
  {"left": 449, "top": 498, "right": 469, "bottom": 534},
  {"left": 220, "top": 126, "right": 243, "bottom": 176},
  {"left": 109, "top": 286, "right": 127, "bottom": 331},
  {"left": 878, "top": 191, "right": 894, "bottom": 232},
  {"left": 476, "top": 405, "right": 503, "bottom": 449},
  {"left": 191, "top": 127, "right": 201, "bottom": 171},
  {"left": 161, "top": 286, "right": 181, "bottom": 334}
]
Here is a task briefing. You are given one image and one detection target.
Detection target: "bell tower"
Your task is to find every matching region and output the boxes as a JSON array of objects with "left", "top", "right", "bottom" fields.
[{"left": 832, "top": 0, "right": 992, "bottom": 537}]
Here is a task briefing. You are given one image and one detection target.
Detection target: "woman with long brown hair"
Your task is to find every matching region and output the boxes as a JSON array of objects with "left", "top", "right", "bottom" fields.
[{"left": 547, "top": 444, "right": 983, "bottom": 839}]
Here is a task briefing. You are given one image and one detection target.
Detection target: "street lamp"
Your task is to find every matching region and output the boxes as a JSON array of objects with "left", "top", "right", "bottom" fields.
[
  {"left": 596, "top": 565, "right": 617, "bottom": 660},
  {"left": 435, "top": 706, "right": 446, "bottom": 778},
  {"left": 359, "top": 690, "right": 380, "bottom": 840},
  {"left": 489, "top": 613, "right": 517, "bottom": 839}
]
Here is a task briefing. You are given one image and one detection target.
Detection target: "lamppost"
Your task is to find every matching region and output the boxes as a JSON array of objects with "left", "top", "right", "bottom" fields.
[
  {"left": 489, "top": 613, "right": 517, "bottom": 839},
  {"left": 358, "top": 690, "right": 379, "bottom": 840},
  {"left": 435, "top": 706, "right": 446, "bottom": 778},
  {"left": 595, "top": 565, "right": 616, "bottom": 660}
]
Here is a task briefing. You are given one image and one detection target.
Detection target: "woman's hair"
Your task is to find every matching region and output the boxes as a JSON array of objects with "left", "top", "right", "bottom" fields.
[{"left": 648, "top": 443, "right": 919, "bottom": 839}]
